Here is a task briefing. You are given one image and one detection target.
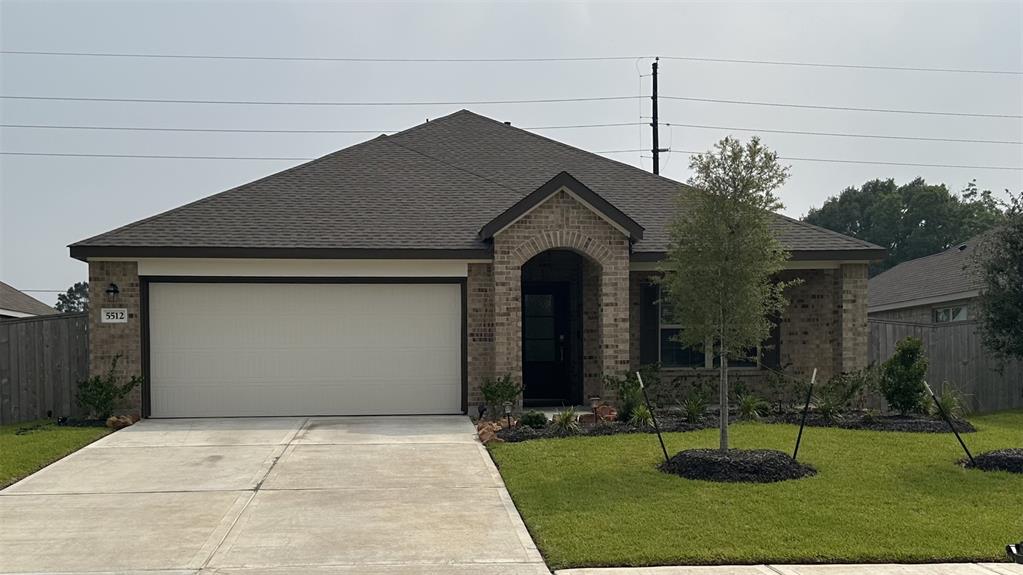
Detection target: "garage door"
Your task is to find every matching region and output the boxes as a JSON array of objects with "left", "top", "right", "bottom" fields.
[{"left": 147, "top": 282, "right": 462, "bottom": 417}]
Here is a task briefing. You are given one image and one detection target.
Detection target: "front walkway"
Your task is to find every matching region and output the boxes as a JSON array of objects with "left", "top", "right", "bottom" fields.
[{"left": 0, "top": 416, "right": 548, "bottom": 574}]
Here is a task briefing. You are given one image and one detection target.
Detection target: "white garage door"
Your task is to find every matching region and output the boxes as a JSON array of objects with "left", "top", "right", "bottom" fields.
[{"left": 147, "top": 282, "right": 462, "bottom": 417}]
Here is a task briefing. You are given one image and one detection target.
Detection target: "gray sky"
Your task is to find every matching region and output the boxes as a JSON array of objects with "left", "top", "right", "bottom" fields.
[{"left": 1, "top": 0, "right": 1020, "bottom": 305}]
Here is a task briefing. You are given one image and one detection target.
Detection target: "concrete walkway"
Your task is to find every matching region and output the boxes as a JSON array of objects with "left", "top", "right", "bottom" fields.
[
  {"left": 556, "top": 565, "right": 1023, "bottom": 575},
  {"left": 0, "top": 416, "right": 549, "bottom": 574}
]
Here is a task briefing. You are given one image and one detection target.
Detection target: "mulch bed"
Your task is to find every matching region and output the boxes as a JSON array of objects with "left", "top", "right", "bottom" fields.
[
  {"left": 660, "top": 448, "right": 817, "bottom": 483},
  {"left": 55, "top": 417, "right": 108, "bottom": 428},
  {"left": 768, "top": 412, "right": 976, "bottom": 433},
  {"left": 495, "top": 415, "right": 718, "bottom": 442},
  {"left": 963, "top": 448, "right": 1023, "bottom": 474}
]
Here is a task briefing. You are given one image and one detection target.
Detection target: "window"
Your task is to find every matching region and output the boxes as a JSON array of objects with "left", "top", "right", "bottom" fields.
[
  {"left": 933, "top": 305, "right": 968, "bottom": 323},
  {"left": 656, "top": 286, "right": 768, "bottom": 369},
  {"left": 657, "top": 288, "right": 707, "bottom": 368}
]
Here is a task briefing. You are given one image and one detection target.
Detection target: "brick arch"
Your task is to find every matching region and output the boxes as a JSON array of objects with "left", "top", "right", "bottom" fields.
[{"left": 509, "top": 230, "right": 611, "bottom": 269}]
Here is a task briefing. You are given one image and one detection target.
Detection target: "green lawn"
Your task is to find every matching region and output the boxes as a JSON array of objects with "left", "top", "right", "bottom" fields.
[
  {"left": 490, "top": 410, "right": 1023, "bottom": 569},
  {"left": 0, "top": 420, "right": 111, "bottom": 488}
]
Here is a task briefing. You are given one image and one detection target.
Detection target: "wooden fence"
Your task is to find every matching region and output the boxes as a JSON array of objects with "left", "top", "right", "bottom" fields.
[
  {"left": 869, "top": 318, "right": 1023, "bottom": 413},
  {"left": 0, "top": 313, "right": 89, "bottom": 425}
]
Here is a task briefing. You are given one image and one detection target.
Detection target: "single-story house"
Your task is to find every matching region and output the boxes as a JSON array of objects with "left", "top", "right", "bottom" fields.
[
  {"left": 71, "top": 110, "right": 883, "bottom": 418},
  {"left": 0, "top": 281, "right": 56, "bottom": 320},
  {"left": 868, "top": 236, "right": 983, "bottom": 323}
]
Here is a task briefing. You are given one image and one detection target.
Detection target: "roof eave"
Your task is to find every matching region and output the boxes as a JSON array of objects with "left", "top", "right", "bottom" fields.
[
  {"left": 631, "top": 247, "right": 887, "bottom": 263},
  {"left": 69, "top": 245, "right": 493, "bottom": 262}
]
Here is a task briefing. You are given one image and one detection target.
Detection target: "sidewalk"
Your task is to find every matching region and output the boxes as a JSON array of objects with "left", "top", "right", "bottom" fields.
[{"left": 556, "top": 564, "right": 1023, "bottom": 575}]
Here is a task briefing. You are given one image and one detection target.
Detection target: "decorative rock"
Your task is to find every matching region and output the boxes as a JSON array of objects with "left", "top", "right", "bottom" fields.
[{"left": 105, "top": 416, "right": 119, "bottom": 429}]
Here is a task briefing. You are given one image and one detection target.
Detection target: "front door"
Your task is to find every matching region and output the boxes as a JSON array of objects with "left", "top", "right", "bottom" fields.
[{"left": 522, "top": 283, "right": 571, "bottom": 405}]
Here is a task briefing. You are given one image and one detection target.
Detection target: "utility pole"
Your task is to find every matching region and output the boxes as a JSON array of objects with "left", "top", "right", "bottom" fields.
[{"left": 650, "top": 57, "right": 668, "bottom": 175}]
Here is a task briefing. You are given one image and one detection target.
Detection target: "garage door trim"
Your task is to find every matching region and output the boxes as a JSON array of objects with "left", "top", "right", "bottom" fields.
[{"left": 139, "top": 275, "right": 468, "bottom": 418}]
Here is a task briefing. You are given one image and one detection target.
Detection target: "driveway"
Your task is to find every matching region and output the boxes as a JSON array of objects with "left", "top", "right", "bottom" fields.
[{"left": 0, "top": 416, "right": 549, "bottom": 574}]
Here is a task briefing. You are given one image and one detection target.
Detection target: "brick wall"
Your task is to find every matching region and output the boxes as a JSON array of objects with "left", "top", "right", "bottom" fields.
[
  {"left": 87, "top": 260, "right": 142, "bottom": 416},
  {"left": 466, "top": 263, "right": 495, "bottom": 412},
  {"left": 628, "top": 264, "right": 871, "bottom": 402},
  {"left": 491, "top": 189, "right": 631, "bottom": 402}
]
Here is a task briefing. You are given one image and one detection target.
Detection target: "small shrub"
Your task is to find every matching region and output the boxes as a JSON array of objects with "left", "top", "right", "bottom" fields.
[
  {"left": 679, "top": 390, "right": 709, "bottom": 423},
  {"left": 880, "top": 337, "right": 929, "bottom": 415},
  {"left": 549, "top": 407, "right": 580, "bottom": 435},
  {"left": 480, "top": 374, "right": 521, "bottom": 419},
  {"left": 604, "top": 372, "right": 642, "bottom": 423},
  {"left": 861, "top": 408, "right": 881, "bottom": 424},
  {"left": 930, "top": 381, "right": 971, "bottom": 420},
  {"left": 736, "top": 393, "right": 768, "bottom": 421},
  {"left": 76, "top": 355, "right": 142, "bottom": 419},
  {"left": 812, "top": 392, "right": 844, "bottom": 421},
  {"left": 519, "top": 410, "right": 548, "bottom": 429},
  {"left": 630, "top": 404, "right": 654, "bottom": 428}
]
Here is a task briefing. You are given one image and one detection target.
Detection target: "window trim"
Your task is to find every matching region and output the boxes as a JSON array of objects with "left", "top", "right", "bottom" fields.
[{"left": 932, "top": 305, "right": 968, "bottom": 323}]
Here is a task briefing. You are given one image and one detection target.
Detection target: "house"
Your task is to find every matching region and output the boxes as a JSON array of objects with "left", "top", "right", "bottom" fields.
[
  {"left": 0, "top": 281, "right": 56, "bottom": 319},
  {"left": 868, "top": 236, "right": 983, "bottom": 323},
  {"left": 70, "top": 110, "right": 883, "bottom": 418}
]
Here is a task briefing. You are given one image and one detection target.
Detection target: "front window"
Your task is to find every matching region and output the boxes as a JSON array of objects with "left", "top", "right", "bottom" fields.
[
  {"left": 657, "top": 287, "right": 765, "bottom": 369},
  {"left": 933, "top": 305, "right": 968, "bottom": 323}
]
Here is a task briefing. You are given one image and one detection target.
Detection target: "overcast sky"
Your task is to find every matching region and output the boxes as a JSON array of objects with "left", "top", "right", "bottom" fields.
[{"left": 1, "top": 0, "right": 1020, "bottom": 305}]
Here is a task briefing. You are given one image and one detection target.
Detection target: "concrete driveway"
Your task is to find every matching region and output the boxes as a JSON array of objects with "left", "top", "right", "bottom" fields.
[{"left": 0, "top": 416, "right": 549, "bottom": 575}]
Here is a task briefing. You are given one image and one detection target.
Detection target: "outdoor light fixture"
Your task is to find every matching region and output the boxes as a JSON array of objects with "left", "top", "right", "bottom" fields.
[
  {"left": 105, "top": 283, "right": 120, "bottom": 298},
  {"left": 1008, "top": 541, "right": 1022, "bottom": 564},
  {"left": 589, "top": 396, "right": 601, "bottom": 424},
  {"left": 503, "top": 401, "right": 513, "bottom": 428}
]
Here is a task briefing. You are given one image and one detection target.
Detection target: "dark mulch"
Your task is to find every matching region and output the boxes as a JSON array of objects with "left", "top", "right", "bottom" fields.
[
  {"left": 963, "top": 448, "right": 1023, "bottom": 474},
  {"left": 495, "top": 415, "right": 718, "bottom": 442},
  {"left": 55, "top": 417, "right": 108, "bottom": 428},
  {"left": 769, "top": 412, "right": 976, "bottom": 433},
  {"left": 660, "top": 448, "right": 817, "bottom": 483}
]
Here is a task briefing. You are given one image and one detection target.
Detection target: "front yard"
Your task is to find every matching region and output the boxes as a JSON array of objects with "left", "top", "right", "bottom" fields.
[
  {"left": 489, "top": 410, "right": 1023, "bottom": 569},
  {"left": 0, "top": 420, "right": 111, "bottom": 488}
]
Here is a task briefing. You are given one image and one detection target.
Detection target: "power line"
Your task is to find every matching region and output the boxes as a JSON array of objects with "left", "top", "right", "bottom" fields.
[
  {"left": 661, "top": 96, "right": 1022, "bottom": 119},
  {"left": 3, "top": 50, "right": 1019, "bottom": 75},
  {"left": 0, "top": 50, "right": 644, "bottom": 63},
  {"left": 1, "top": 151, "right": 310, "bottom": 161},
  {"left": 0, "top": 94, "right": 640, "bottom": 107},
  {"left": 5, "top": 149, "right": 1020, "bottom": 170},
  {"left": 597, "top": 149, "right": 1023, "bottom": 171},
  {"left": 0, "top": 121, "right": 645, "bottom": 134},
  {"left": 660, "top": 56, "right": 1022, "bottom": 76},
  {"left": 661, "top": 122, "right": 1023, "bottom": 145}
]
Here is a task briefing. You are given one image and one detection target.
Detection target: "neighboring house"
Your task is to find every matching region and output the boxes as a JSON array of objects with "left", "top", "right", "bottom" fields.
[
  {"left": 868, "top": 237, "right": 983, "bottom": 323},
  {"left": 0, "top": 281, "right": 56, "bottom": 319},
  {"left": 70, "top": 110, "right": 883, "bottom": 419}
]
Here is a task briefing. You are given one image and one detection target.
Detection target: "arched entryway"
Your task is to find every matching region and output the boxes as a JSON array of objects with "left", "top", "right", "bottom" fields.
[{"left": 519, "top": 250, "right": 598, "bottom": 406}]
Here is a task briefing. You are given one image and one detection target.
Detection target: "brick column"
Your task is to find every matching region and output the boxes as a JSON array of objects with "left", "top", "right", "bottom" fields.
[
  {"left": 492, "top": 260, "right": 522, "bottom": 386},
  {"left": 87, "top": 260, "right": 142, "bottom": 417},
  {"left": 466, "top": 263, "right": 496, "bottom": 411},
  {"left": 837, "top": 263, "right": 869, "bottom": 373}
]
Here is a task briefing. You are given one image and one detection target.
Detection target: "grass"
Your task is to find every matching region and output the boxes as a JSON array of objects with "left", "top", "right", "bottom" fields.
[
  {"left": 489, "top": 410, "right": 1023, "bottom": 569},
  {"left": 0, "top": 420, "right": 111, "bottom": 488}
]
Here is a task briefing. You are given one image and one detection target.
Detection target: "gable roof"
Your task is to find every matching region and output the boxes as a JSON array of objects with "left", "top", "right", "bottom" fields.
[
  {"left": 479, "top": 171, "right": 644, "bottom": 240},
  {"left": 0, "top": 281, "right": 56, "bottom": 317},
  {"left": 70, "top": 110, "right": 883, "bottom": 261},
  {"left": 868, "top": 236, "right": 984, "bottom": 311}
]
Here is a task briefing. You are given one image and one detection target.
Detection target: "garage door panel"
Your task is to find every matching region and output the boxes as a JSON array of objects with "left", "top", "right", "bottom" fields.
[{"left": 148, "top": 282, "right": 462, "bottom": 417}]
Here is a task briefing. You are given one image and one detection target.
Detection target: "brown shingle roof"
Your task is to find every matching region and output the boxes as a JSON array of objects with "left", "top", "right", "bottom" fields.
[
  {"left": 0, "top": 281, "right": 57, "bottom": 316},
  {"left": 868, "top": 237, "right": 985, "bottom": 310},
  {"left": 71, "top": 110, "right": 882, "bottom": 260}
]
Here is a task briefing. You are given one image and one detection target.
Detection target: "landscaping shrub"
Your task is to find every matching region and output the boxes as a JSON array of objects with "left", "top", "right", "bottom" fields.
[
  {"left": 679, "top": 390, "right": 709, "bottom": 423},
  {"left": 76, "top": 355, "right": 142, "bottom": 419},
  {"left": 604, "top": 372, "right": 642, "bottom": 423},
  {"left": 880, "top": 337, "right": 929, "bottom": 415},
  {"left": 519, "top": 410, "right": 548, "bottom": 429},
  {"left": 549, "top": 407, "right": 580, "bottom": 436},
  {"left": 480, "top": 374, "right": 521, "bottom": 419},
  {"left": 736, "top": 393, "right": 768, "bottom": 421},
  {"left": 629, "top": 404, "right": 654, "bottom": 428},
  {"left": 930, "top": 381, "right": 971, "bottom": 420}
]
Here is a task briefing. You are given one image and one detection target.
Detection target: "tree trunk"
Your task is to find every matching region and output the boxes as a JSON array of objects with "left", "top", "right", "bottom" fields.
[{"left": 719, "top": 333, "right": 729, "bottom": 451}]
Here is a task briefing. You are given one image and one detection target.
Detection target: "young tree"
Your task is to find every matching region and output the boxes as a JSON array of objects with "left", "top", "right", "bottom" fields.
[
  {"left": 55, "top": 281, "right": 89, "bottom": 313},
  {"left": 661, "top": 137, "right": 795, "bottom": 451},
  {"left": 976, "top": 192, "right": 1023, "bottom": 360}
]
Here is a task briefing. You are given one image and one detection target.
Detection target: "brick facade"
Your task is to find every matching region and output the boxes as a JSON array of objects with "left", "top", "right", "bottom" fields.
[
  {"left": 466, "top": 263, "right": 495, "bottom": 412},
  {"left": 628, "top": 263, "right": 870, "bottom": 402},
  {"left": 489, "top": 189, "right": 631, "bottom": 407},
  {"left": 87, "top": 261, "right": 143, "bottom": 416}
]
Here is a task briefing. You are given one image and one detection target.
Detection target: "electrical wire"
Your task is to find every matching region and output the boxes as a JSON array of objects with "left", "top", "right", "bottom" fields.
[
  {"left": 596, "top": 149, "right": 1022, "bottom": 171},
  {"left": 0, "top": 94, "right": 641, "bottom": 106},
  {"left": 660, "top": 122, "right": 1023, "bottom": 145},
  {"left": 660, "top": 95, "right": 1022, "bottom": 119}
]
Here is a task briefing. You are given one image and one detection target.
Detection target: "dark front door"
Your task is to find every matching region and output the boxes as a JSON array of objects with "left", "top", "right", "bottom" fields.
[{"left": 522, "top": 283, "right": 571, "bottom": 405}]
